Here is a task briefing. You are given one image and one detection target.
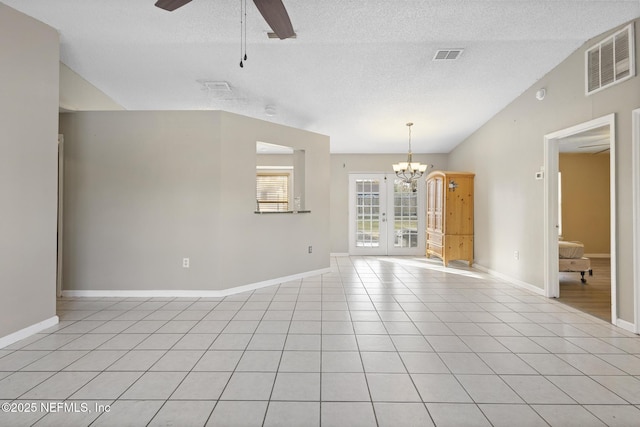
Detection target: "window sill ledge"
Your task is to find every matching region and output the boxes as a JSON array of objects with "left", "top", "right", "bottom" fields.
[{"left": 254, "top": 210, "right": 311, "bottom": 214}]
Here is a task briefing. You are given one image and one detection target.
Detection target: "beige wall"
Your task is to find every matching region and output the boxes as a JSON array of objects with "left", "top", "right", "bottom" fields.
[
  {"left": 59, "top": 111, "right": 329, "bottom": 292},
  {"left": 60, "top": 63, "right": 124, "bottom": 111},
  {"left": 559, "top": 153, "right": 610, "bottom": 254},
  {"left": 448, "top": 19, "right": 640, "bottom": 322},
  {"left": 218, "top": 112, "right": 330, "bottom": 286},
  {"left": 0, "top": 4, "right": 59, "bottom": 341},
  {"left": 330, "top": 153, "right": 449, "bottom": 253}
]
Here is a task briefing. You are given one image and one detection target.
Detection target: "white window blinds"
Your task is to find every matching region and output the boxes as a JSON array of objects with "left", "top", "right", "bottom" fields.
[{"left": 256, "top": 173, "right": 289, "bottom": 212}]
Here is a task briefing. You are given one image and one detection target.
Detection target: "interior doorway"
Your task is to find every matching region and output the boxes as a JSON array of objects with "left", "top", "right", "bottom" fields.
[
  {"left": 57, "top": 134, "right": 64, "bottom": 298},
  {"left": 557, "top": 132, "right": 611, "bottom": 321},
  {"left": 633, "top": 108, "right": 640, "bottom": 333},
  {"left": 543, "top": 114, "right": 616, "bottom": 323},
  {"left": 348, "top": 173, "right": 425, "bottom": 256}
]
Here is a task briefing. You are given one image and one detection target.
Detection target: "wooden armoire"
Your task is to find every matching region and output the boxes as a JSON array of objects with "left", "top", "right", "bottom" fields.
[{"left": 426, "top": 171, "right": 475, "bottom": 266}]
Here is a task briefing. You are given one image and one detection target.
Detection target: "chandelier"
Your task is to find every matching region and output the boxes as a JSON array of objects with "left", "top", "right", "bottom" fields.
[{"left": 392, "top": 122, "right": 428, "bottom": 183}]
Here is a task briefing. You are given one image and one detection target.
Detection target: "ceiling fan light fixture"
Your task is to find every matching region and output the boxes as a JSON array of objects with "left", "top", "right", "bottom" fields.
[{"left": 154, "top": 0, "right": 296, "bottom": 68}]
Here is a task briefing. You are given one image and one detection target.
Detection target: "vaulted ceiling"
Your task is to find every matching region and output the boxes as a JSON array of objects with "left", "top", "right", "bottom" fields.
[{"left": 3, "top": 0, "right": 639, "bottom": 153}]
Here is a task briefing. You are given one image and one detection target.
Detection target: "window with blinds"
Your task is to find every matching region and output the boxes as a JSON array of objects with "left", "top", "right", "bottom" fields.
[
  {"left": 256, "top": 173, "right": 290, "bottom": 212},
  {"left": 586, "top": 24, "right": 635, "bottom": 95}
]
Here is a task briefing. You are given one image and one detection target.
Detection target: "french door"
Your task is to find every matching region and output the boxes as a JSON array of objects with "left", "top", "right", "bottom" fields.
[{"left": 348, "top": 173, "right": 425, "bottom": 255}]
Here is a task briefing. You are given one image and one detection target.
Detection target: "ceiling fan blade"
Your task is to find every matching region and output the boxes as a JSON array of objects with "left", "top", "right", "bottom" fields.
[
  {"left": 253, "top": 0, "right": 295, "bottom": 39},
  {"left": 594, "top": 148, "right": 610, "bottom": 154},
  {"left": 155, "top": 0, "right": 193, "bottom": 12}
]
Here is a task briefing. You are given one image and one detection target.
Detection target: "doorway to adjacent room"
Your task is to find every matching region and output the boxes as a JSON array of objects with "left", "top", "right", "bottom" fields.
[{"left": 543, "top": 114, "right": 616, "bottom": 323}]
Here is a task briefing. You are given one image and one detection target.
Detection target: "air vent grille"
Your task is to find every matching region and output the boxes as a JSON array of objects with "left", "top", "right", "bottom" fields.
[
  {"left": 586, "top": 23, "right": 635, "bottom": 95},
  {"left": 199, "top": 81, "right": 231, "bottom": 92},
  {"left": 433, "top": 49, "right": 463, "bottom": 61}
]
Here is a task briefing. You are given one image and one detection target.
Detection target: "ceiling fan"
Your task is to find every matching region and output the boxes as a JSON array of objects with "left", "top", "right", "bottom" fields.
[{"left": 154, "top": 0, "right": 296, "bottom": 39}]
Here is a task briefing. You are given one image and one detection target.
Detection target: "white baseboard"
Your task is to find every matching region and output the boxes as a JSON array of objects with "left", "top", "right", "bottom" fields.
[
  {"left": 474, "top": 263, "right": 637, "bottom": 334},
  {"left": 584, "top": 253, "right": 611, "bottom": 258},
  {"left": 616, "top": 318, "right": 637, "bottom": 334},
  {"left": 473, "top": 264, "right": 545, "bottom": 296},
  {"left": 0, "top": 316, "right": 59, "bottom": 349},
  {"left": 62, "top": 267, "right": 333, "bottom": 299},
  {"left": 330, "top": 253, "right": 350, "bottom": 257}
]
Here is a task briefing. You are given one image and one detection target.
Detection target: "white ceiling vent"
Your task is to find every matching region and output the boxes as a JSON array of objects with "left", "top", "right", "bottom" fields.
[
  {"left": 586, "top": 23, "right": 635, "bottom": 95},
  {"left": 433, "top": 49, "right": 464, "bottom": 61},
  {"left": 198, "top": 80, "right": 232, "bottom": 93}
]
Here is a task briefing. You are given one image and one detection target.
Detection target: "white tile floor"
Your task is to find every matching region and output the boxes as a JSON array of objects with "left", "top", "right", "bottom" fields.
[{"left": 1, "top": 256, "right": 640, "bottom": 426}]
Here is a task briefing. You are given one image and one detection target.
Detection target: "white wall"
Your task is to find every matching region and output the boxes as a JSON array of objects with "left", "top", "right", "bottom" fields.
[
  {"left": 448, "top": 19, "right": 640, "bottom": 322},
  {"left": 0, "top": 4, "right": 59, "bottom": 341},
  {"left": 59, "top": 111, "right": 330, "bottom": 293}
]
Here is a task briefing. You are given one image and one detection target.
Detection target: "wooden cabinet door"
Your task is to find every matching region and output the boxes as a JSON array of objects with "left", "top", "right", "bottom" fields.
[
  {"left": 427, "top": 178, "right": 436, "bottom": 231},
  {"left": 445, "top": 176, "right": 473, "bottom": 235},
  {"left": 426, "top": 171, "right": 474, "bottom": 266}
]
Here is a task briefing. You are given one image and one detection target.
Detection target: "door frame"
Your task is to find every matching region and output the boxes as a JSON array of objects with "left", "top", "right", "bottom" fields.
[
  {"left": 348, "top": 172, "right": 426, "bottom": 256},
  {"left": 543, "top": 114, "right": 616, "bottom": 324},
  {"left": 57, "top": 134, "right": 64, "bottom": 298},
  {"left": 633, "top": 108, "right": 640, "bottom": 333}
]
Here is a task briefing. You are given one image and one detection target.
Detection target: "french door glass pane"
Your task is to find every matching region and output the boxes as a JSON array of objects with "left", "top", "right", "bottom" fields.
[
  {"left": 393, "top": 179, "right": 418, "bottom": 248},
  {"left": 356, "top": 179, "right": 380, "bottom": 247}
]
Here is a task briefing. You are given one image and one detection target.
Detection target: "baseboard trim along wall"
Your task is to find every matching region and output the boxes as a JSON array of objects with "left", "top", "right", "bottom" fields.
[
  {"left": 0, "top": 316, "right": 59, "bottom": 349},
  {"left": 474, "top": 262, "right": 638, "bottom": 332},
  {"left": 61, "top": 268, "right": 333, "bottom": 299},
  {"left": 616, "top": 318, "right": 637, "bottom": 334},
  {"left": 473, "top": 264, "right": 546, "bottom": 296},
  {"left": 584, "top": 253, "right": 611, "bottom": 258},
  {"left": 330, "top": 253, "right": 350, "bottom": 257}
]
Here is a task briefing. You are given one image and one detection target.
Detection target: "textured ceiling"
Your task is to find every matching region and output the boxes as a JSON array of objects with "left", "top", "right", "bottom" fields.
[{"left": 3, "top": 0, "right": 639, "bottom": 153}]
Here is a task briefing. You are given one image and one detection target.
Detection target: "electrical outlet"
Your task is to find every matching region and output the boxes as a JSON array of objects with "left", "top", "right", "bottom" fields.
[
  {"left": 514, "top": 251, "right": 519, "bottom": 260},
  {"left": 308, "top": 246, "right": 313, "bottom": 254},
  {"left": 182, "top": 258, "right": 190, "bottom": 268}
]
